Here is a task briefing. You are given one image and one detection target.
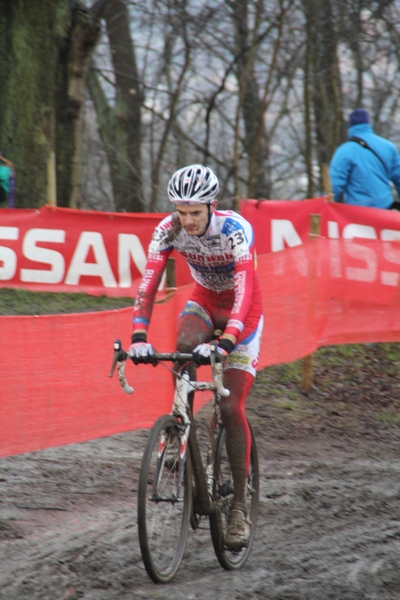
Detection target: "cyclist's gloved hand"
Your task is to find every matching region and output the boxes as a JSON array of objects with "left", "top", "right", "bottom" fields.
[
  {"left": 129, "top": 333, "right": 155, "bottom": 364},
  {"left": 193, "top": 339, "right": 234, "bottom": 365}
]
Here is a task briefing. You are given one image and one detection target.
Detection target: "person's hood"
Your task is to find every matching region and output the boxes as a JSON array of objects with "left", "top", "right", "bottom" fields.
[{"left": 348, "top": 123, "right": 373, "bottom": 138}]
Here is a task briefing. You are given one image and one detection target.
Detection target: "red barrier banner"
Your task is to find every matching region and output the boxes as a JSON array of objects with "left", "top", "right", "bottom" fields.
[
  {"left": 257, "top": 238, "right": 400, "bottom": 368},
  {"left": 241, "top": 197, "right": 400, "bottom": 255},
  {"left": 1, "top": 237, "right": 400, "bottom": 458},
  {"left": 0, "top": 283, "right": 213, "bottom": 458},
  {"left": 0, "top": 205, "right": 191, "bottom": 296},
  {"left": 2, "top": 200, "right": 400, "bottom": 297}
]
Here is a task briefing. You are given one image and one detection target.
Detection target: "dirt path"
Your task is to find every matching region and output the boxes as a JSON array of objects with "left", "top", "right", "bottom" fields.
[{"left": 1, "top": 390, "right": 400, "bottom": 600}]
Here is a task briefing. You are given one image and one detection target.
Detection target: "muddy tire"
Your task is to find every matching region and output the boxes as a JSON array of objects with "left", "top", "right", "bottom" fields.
[
  {"left": 209, "top": 421, "right": 259, "bottom": 570},
  {"left": 138, "top": 414, "right": 192, "bottom": 583}
]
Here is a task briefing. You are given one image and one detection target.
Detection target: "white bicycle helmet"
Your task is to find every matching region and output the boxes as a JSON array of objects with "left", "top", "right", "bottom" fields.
[{"left": 167, "top": 164, "right": 219, "bottom": 204}]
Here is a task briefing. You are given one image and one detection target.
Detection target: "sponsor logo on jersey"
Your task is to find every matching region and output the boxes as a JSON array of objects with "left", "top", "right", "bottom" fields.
[
  {"left": 221, "top": 217, "right": 247, "bottom": 238},
  {"left": 231, "top": 271, "right": 246, "bottom": 314},
  {"left": 138, "top": 269, "right": 154, "bottom": 293},
  {"left": 226, "top": 318, "right": 244, "bottom": 332},
  {"left": 147, "top": 252, "right": 165, "bottom": 262},
  {"left": 229, "top": 353, "right": 250, "bottom": 366}
]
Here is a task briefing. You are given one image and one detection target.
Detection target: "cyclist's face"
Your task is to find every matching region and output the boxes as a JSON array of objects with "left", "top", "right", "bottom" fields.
[{"left": 176, "top": 202, "right": 216, "bottom": 236}]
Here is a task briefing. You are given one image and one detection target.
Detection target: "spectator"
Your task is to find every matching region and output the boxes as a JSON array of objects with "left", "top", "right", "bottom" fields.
[
  {"left": 329, "top": 108, "right": 400, "bottom": 209},
  {"left": 0, "top": 154, "right": 15, "bottom": 207}
]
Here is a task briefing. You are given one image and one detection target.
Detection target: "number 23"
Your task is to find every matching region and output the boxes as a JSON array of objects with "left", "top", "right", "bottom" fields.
[{"left": 228, "top": 230, "right": 245, "bottom": 249}]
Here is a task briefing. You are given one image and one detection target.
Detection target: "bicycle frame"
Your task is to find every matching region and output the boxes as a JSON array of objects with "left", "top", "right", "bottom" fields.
[
  {"left": 110, "top": 341, "right": 229, "bottom": 516},
  {"left": 173, "top": 368, "right": 219, "bottom": 516}
]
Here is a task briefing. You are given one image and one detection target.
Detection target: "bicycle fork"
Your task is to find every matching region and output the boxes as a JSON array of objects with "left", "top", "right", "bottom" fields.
[
  {"left": 188, "top": 429, "right": 215, "bottom": 516},
  {"left": 172, "top": 371, "right": 217, "bottom": 516}
]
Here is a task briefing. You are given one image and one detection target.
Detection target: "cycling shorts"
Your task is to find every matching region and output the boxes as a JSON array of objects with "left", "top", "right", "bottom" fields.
[{"left": 179, "top": 283, "right": 264, "bottom": 377}]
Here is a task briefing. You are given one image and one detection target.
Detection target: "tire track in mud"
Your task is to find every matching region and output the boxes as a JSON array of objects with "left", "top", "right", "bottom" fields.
[{"left": 1, "top": 418, "right": 400, "bottom": 599}]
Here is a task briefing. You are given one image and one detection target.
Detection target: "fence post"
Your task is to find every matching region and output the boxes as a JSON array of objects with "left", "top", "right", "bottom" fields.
[
  {"left": 321, "top": 163, "right": 333, "bottom": 201},
  {"left": 302, "top": 213, "right": 321, "bottom": 391},
  {"left": 166, "top": 257, "right": 176, "bottom": 290},
  {"left": 47, "top": 151, "right": 57, "bottom": 207}
]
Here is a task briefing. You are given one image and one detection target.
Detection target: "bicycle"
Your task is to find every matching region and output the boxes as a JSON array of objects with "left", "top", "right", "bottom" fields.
[{"left": 110, "top": 339, "right": 259, "bottom": 584}]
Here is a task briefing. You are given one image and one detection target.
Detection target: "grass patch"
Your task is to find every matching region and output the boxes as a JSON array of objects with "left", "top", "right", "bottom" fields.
[
  {"left": 257, "top": 360, "right": 302, "bottom": 386},
  {"left": 377, "top": 412, "right": 400, "bottom": 427},
  {"left": 272, "top": 399, "right": 297, "bottom": 412},
  {"left": 249, "top": 342, "right": 400, "bottom": 438},
  {"left": 317, "top": 345, "right": 366, "bottom": 370},
  {"left": 0, "top": 288, "right": 134, "bottom": 315}
]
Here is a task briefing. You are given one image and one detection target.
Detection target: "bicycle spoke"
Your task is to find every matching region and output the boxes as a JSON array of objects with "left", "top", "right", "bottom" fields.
[{"left": 138, "top": 415, "right": 192, "bottom": 583}]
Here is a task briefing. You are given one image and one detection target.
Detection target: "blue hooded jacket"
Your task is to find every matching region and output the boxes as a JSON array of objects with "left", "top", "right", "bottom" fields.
[{"left": 329, "top": 123, "right": 400, "bottom": 208}]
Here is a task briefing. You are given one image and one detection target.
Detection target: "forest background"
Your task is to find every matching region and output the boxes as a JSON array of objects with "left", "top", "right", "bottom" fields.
[{"left": 0, "top": 0, "right": 400, "bottom": 215}]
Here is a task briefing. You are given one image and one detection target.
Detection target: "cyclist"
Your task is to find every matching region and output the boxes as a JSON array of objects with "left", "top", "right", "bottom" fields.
[{"left": 129, "top": 164, "right": 263, "bottom": 550}]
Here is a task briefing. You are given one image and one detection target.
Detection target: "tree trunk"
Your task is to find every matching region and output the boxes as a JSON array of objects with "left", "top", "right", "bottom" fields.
[
  {"left": 0, "top": 0, "right": 100, "bottom": 208},
  {"left": 90, "top": 0, "right": 144, "bottom": 212},
  {"left": 303, "top": 5, "right": 314, "bottom": 198},
  {"left": 302, "top": 0, "right": 346, "bottom": 177},
  {"left": 149, "top": 44, "right": 191, "bottom": 212},
  {"left": 56, "top": 3, "right": 101, "bottom": 208},
  {"left": 230, "top": 0, "right": 270, "bottom": 201}
]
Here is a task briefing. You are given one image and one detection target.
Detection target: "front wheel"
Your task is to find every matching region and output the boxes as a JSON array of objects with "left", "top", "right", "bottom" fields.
[
  {"left": 138, "top": 414, "right": 192, "bottom": 583},
  {"left": 209, "top": 421, "right": 259, "bottom": 570}
]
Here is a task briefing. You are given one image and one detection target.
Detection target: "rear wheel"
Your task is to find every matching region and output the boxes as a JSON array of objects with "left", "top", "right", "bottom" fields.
[
  {"left": 209, "top": 421, "right": 259, "bottom": 570},
  {"left": 138, "top": 414, "right": 192, "bottom": 583}
]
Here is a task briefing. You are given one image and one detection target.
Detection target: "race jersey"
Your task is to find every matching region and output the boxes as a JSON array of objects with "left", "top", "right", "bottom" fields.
[{"left": 133, "top": 209, "right": 261, "bottom": 340}]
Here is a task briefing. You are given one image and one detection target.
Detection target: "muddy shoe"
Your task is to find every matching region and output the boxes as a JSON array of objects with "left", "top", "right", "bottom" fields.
[{"left": 224, "top": 508, "right": 251, "bottom": 551}]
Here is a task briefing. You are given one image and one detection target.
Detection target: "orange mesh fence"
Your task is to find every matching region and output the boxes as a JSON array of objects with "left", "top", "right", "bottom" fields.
[
  {"left": 1, "top": 237, "right": 400, "bottom": 458},
  {"left": 257, "top": 238, "right": 400, "bottom": 371},
  {"left": 0, "top": 284, "right": 213, "bottom": 458}
]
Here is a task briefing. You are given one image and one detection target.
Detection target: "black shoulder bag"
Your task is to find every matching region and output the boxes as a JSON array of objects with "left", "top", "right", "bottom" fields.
[
  {"left": 348, "top": 136, "right": 388, "bottom": 175},
  {"left": 348, "top": 136, "right": 400, "bottom": 209}
]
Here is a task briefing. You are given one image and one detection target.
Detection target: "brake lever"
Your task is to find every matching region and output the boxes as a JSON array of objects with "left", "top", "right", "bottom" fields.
[
  {"left": 109, "top": 339, "right": 134, "bottom": 394},
  {"left": 209, "top": 341, "right": 217, "bottom": 369},
  {"left": 209, "top": 342, "right": 230, "bottom": 397},
  {"left": 109, "top": 339, "right": 123, "bottom": 378}
]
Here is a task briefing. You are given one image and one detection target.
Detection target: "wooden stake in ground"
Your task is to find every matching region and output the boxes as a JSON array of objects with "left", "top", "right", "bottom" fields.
[
  {"left": 302, "top": 213, "right": 321, "bottom": 391},
  {"left": 166, "top": 257, "right": 176, "bottom": 290},
  {"left": 321, "top": 163, "right": 334, "bottom": 202}
]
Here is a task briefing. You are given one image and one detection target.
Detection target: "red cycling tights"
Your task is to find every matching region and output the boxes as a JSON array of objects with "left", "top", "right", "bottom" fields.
[{"left": 176, "top": 313, "right": 254, "bottom": 511}]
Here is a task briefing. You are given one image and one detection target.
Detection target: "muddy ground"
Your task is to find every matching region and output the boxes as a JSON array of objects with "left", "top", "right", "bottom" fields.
[{"left": 1, "top": 344, "right": 400, "bottom": 600}]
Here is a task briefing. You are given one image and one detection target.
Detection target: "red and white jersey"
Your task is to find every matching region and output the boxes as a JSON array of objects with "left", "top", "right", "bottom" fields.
[{"left": 133, "top": 210, "right": 262, "bottom": 340}]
